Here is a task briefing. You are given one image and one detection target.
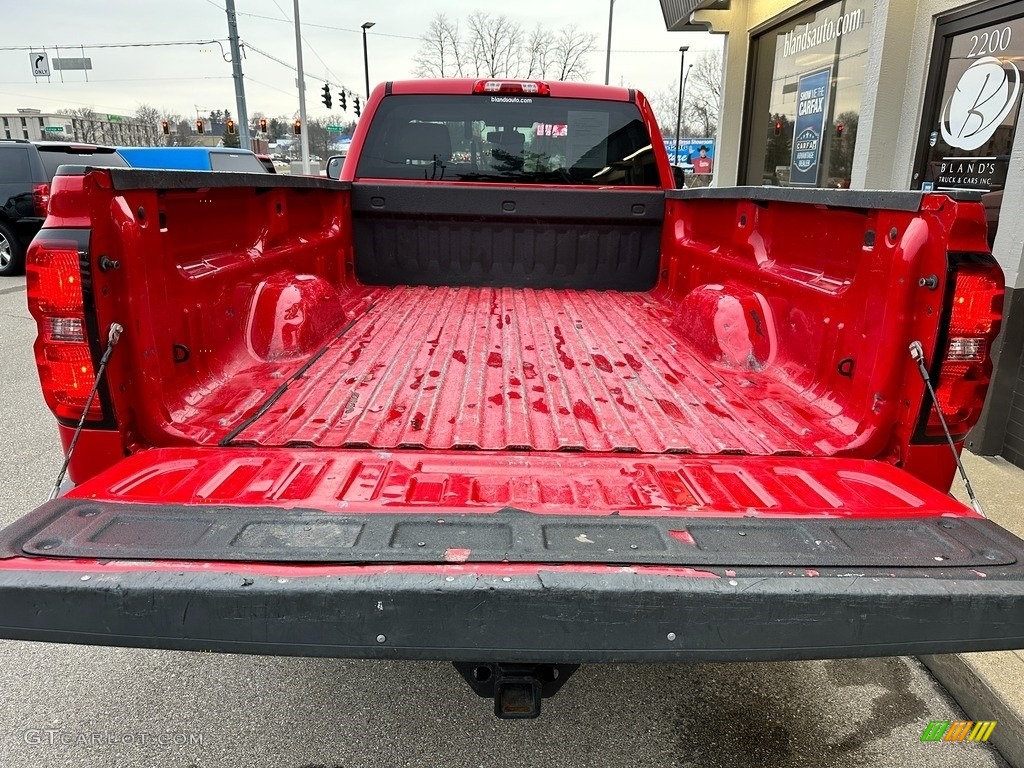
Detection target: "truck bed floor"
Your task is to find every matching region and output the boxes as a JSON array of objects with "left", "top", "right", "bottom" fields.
[{"left": 224, "top": 286, "right": 850, "bottom": 454}]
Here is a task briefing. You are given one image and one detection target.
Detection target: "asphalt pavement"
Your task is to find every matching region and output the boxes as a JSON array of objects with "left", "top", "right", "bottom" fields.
[{"left": 0, "top": 276, "right": 1009, "bottom": 768}]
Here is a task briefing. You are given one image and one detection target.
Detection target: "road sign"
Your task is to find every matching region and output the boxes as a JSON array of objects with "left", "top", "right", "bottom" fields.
[
  {"left": 30, "top": 52, "right": 50, "bottom": 77},
  {"left": 327, "top": 125, "right": 343, "bottom": 132},
  {"left": 43, "top": 126, "right": 64, "bottom": 133},
  {"left": 52, "top": 57, "right": 92, "bottom": 71},
  {"left": 107, "top": 115, "right": 123, "bottom": 123}
]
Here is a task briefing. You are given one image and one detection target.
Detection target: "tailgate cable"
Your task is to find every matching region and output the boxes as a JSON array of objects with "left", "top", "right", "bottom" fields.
[
  {"left": 909, "top": 340, "right": 985, "bottom": 517},
  {"left": 48, "top": 323, "right": 123, "bottom": 500}
]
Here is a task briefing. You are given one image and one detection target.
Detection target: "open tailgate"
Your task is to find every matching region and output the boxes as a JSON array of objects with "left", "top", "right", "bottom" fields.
[{"left": 1, "top": 448, "right": 1023, "bottom": 662}]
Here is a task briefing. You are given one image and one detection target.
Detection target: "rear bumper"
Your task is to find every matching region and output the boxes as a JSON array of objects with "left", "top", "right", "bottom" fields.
[{"left": 1, "top": 561, "right": 1023, "bottom": 662}]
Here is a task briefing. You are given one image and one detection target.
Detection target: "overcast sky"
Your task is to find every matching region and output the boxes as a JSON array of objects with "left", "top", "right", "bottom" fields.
[{"left": 0, "top": 1, "right": 719, "bottom": 121}]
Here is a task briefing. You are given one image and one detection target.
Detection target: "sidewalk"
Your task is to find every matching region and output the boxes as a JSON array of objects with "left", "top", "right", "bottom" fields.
[{"left": 920, "top": 451, "right": 1024, "bottom": 768}]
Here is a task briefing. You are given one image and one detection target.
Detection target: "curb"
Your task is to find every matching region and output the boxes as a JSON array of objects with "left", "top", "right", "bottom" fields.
[{"left": 920, "top": 653, "right": 1024, "bottom": 767}]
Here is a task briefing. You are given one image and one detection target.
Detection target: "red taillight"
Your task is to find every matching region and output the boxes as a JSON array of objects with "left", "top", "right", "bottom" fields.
[
  {"left": 26, "top": 237, "right": 103, "bottom": 421},
  {"left": 27, "top": 246, "right": 82, "bottom": 313},
  {"left": 473, "top": 79, "right": 551, "bottom": 96},
  {"left": 33, "top": 183, "right": 50, "bottom": 217},
  {"left": 925, "top": 262, "right": 1004, "bottom": 439}
]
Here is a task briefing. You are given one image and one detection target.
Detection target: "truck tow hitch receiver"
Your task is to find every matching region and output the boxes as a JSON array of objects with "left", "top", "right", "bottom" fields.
[{"left": 453, "top": 662, "right": 579, "bottom": 719}]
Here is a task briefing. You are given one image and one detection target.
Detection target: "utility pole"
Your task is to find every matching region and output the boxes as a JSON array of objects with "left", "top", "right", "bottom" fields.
[
  {"left": 604, "top": 0, "right": 615, "bottom": 85},
  {"left": 224, "top": 0, "right": 251, "bottom": 151},
  {"left": 292, "top": 0, "right": 310, "bottom": 174}
]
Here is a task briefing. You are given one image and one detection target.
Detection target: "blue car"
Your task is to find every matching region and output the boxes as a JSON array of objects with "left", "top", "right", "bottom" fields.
[{"left": 116, "top": 147, "right": 272, "bottom": 173}]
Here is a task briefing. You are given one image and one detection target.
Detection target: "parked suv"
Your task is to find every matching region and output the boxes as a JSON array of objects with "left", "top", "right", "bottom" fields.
[{"left": 0, "top": 140, "right": 127, "bottom": 276}]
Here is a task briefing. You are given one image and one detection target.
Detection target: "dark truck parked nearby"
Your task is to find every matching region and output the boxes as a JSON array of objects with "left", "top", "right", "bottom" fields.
[
  {"left": 1, "top": 79, "right": 1021, "bottom": 718},
  {"left": 0, "top": 140, "right": 126, "bottom": 276}
]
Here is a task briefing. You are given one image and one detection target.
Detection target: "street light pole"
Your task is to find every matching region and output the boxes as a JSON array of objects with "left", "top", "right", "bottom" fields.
[
  {"left": 674, "top": 47, "right": 689, "bottom": 165},
  {"left": 682, "top": 63, "right": 693, "bottom": 129},
  {"left": 362, "top": 22, "right": 375, "bottom": 100},
  {"left": 292, "top": 0, "right": 310, "bottom": 175},
  {"left": 604, "top": 0, "right": 615, "bottom": 85}
]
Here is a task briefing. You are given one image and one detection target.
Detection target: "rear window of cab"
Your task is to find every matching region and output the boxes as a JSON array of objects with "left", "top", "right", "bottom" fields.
[{"left": 355, "top": 94, "right": 659, "bottom": 186}]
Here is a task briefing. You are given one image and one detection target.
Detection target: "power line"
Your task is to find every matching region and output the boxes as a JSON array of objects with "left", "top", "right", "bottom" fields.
[
  {"left": 242, "top": 40, "right": 354, "bottom": 96},
  {"left": 266, "top": 0, "right": 341, "bottom": 87},
  {"left": 244, "top": 76, "right": 300, "bottom": 98},
  {"left": 0, "top": 39, "right": 228, "bottom": 52},
  {"left": 612, "top": 48, "right": 720, "bottom": 54},
  {"left": 233, "top": 10, "right": 421, "bottom": 40},
  {"left": 0, "top": 76, "right": 232, "bottom": 85}
]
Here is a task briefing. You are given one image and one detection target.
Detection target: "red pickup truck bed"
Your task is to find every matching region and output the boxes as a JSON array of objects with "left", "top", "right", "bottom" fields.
[{"left": 212, "top": 285, "right": 847, "bottom": 454}]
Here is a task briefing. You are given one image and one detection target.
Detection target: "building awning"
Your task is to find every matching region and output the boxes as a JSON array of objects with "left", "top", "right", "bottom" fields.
[{"left": 658, "top": 0, "right": 729, "bottom": 30}]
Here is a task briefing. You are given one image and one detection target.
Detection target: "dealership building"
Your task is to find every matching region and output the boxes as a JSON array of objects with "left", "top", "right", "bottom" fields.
[{"left": 661, "top": 0, "right": 1024, "bottom": 467}]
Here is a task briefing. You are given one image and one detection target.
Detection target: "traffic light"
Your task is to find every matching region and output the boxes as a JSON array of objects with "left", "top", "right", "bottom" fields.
[
  {"left": 321, "top": 83, "right": 332, "bottom": 109},
  {"left": 339, "top": 91, "right": 347, "bottom": 112},
  {"left": 293, "top": 119, "right": 302, "bottom": 136},
  {"left": 226, "top": 119, "right": 236, "bottom": 135},
  {"left": 161, "top": 120, "right": 169, "bottom": 136},
  {"left": 835, "top": 122, "right": 845, "bottom": 138},
  {"left": 258, "top": 118, "right": 268, "bottom": 133},
  {"left": 354, "top": 96, "right": 361, "bottom": 117},
  {"left": 196, "top": 119, "right": 205, "bottom": 135},
  {"left": 773, "top": 119, "right": 782, "bottom": 136}
]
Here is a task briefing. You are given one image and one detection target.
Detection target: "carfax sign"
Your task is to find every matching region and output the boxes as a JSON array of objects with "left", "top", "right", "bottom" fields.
[{"left": 790, "top": 67, "right": 831, "bottom": 186}]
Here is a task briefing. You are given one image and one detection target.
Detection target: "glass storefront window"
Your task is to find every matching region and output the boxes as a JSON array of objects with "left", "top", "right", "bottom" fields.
[
  {"left": 915, "top": 8, "right": 1024, "bottom": 248},
  {"left": 743, "top": 0, "right": 870, "bottom": 187}
]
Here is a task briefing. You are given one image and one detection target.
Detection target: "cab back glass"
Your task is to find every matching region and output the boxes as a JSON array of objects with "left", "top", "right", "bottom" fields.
[{"left": 355, "top": 94, "right": 659, "bottom": 186}]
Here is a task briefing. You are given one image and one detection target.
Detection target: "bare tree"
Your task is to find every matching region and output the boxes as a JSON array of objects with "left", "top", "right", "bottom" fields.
[
  {"left": 414, "top": 12, "right": 595, "bottom": 81},
  {"left": 127, "top": 104, "right": 160, "bottom": 147},
  {"left": 523, "top": 24, "right": 554, "bottom": 79},
  {"left": 550, "top": 25, "right": 595, "bottom": 81},
  {"left": 305, "top": 117, "right": 332, "bottom": 161},
  {"left": 648, "top": 49, "right": 723, "bottom": 140},
  {"left": 134, "top": 104, "right": 160, "bottom": 129},
  {"left": 413, "top": 14, "right": 465, "bottom": 78},
  {"left": 465, "top": 12, "right": 523, "bottom": 78},
  {"left": 171, "top": 118, "right": 198, "bottom": 147},
  {"left": 650, "top": 85, "right": 692, "bottom": 140},
  {"left": 686, "top": 50, "right": 722, "bottom": 138},
  {"left": 57, "top": 107, "right": 99, "bottom": 143}
]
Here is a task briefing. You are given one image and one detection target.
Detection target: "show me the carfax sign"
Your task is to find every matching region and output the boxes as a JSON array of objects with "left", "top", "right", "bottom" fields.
[{"left": 789, "top": 67, "right": 831, "bottom": 186}]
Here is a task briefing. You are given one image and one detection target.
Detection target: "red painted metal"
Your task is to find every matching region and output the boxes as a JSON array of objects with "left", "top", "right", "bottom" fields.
[
  {"left": 65, "top": 177, "right": 992, "bottom": 502},
  {"left": 66, "top": 447, "right": 973, "bottom": 519},
  {"left": 33, "top": 92, "right": 1002, "bottom": 512},
  {"left": 657, "top": 193, "right": 995, "bottom": 489},
  {"left": 221, "top": 286, "right": 853, "bottom": 454},
  {"left": 56, "top": 425, "right": 123, "bottom": 484},
  {"left": 388, "top": 78, "right": 632, "bottom": 101}
]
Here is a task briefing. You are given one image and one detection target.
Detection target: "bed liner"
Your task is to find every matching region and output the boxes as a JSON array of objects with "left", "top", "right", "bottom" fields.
[{"left": 214, "top": 286, "right": 853, "bottom": 454}]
